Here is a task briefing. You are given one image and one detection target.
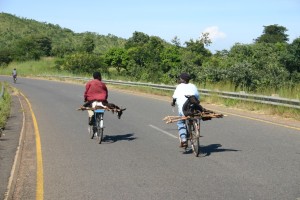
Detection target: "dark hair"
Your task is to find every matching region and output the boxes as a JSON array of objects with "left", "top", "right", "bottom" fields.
[
  {"left": 93, "top": 71, "right": 101, "bottom": 80},
  {"left": 179, "top": 73, "right": 191, "bottom": 82}
]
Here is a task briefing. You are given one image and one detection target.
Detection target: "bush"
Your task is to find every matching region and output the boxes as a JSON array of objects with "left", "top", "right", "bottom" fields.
[
  {"left": 55, "top": 52, "right": 108, "bottom": 74},
  {"left": 0, "top": 49, "right": 13, "bottom": 66},
  {"left": 0, "top": 83, "right": 11, "bottom": 129}
]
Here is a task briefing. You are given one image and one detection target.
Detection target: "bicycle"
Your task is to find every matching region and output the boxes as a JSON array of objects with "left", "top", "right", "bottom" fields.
[
  {"left": 163, "top": 114, "right": 201, "bottom": 157},
  {"left": 78, "top": 104, "right": 126, "bottom": 144},
  {"left": 89, "top": 109, "right": 105, "bottom": 144},
  {"left": 163, "top": 109, "right": 223, "bottom": 157},
  {"left": 13, "top": 75, "right": 17, "bottom": 83},
  {"left": 185, "top": 115, "right": 201, "bottom": 157}
]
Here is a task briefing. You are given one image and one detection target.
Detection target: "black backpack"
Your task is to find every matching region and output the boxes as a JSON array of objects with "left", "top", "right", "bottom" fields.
[{"left": 182, "top": 95, "right": 203, "bottom": 116}]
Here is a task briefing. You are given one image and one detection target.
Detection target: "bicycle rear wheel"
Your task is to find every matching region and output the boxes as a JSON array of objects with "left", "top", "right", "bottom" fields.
[
  {"left": 96, "top": 114, "right": 103, "bottom": 144},
  {"left": 190, "top": 120, "right": 200, "bottom": 157}
]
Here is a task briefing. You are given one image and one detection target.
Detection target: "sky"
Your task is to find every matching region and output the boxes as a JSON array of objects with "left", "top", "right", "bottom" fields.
[{"left": 0, "top": 0, "right": 299, "bottom": 52}]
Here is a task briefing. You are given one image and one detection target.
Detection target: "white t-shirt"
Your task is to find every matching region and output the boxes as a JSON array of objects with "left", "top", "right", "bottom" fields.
[{"left": 172, "top": 83, "right": 199, "bottom": 114}]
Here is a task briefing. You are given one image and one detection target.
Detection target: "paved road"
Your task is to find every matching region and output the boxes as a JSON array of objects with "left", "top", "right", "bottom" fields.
[{"left": 1, "top": 76, "right": 300, "bottom": 200}]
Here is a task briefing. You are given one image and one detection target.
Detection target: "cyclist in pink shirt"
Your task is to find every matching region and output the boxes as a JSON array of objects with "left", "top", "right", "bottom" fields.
[
  {"left": 84, "top": 72, "right": 108, "bottom": 125},
  {"left": 84, "top": 71, "right": 108, "bottom": 103}
]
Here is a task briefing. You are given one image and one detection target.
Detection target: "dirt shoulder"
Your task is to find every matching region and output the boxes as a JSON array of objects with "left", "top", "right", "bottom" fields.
[{"left": 0, "top": 90, "right": 37, "bottom": 200}]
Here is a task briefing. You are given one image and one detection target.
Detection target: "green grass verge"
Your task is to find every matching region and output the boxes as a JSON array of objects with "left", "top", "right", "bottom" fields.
[{"left": 0, "top": 82, "right": 12, "bottom": 130}]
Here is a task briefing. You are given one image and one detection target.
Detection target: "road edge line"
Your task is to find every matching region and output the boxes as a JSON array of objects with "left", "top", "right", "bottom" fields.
[
  {"left": 21, "top": 93, "right": 44, "bottom": 200},
  {"left": 21, "top": 92, "right": 44, "bottom": 200}
]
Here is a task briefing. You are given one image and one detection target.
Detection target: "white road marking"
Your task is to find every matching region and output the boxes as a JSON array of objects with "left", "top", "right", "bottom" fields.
[{"left": 149, "top": 124, "right": 178, "bottom": 139}]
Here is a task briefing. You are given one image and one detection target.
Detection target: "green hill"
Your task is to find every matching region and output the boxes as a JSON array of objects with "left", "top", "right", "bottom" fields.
[{"left": 0, "top": 12, "right": 126, "bottom": 54}]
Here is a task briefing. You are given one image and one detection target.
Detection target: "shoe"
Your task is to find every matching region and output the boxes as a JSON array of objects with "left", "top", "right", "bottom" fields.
[{"left": 180, "top": 141, "right": 188, "bottom": 148}]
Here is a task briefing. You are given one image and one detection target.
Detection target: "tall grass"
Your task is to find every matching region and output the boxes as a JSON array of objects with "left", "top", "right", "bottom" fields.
[{"left": 0, "top": 57, "right": 67, "bottom": 76}]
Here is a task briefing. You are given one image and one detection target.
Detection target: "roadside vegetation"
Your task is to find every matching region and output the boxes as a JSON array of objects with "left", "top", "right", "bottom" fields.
[
  {"left": 0, "top": 82, "right": 11, "bottom": 135},
  {"left": 0, "top": 12, "right": 299, "bottom": 121},
  {"left": 1, "top": 58, "right": 300, "bottom": 120}
]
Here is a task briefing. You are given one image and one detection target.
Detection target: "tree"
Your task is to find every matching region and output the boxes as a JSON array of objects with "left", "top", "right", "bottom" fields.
[
  {"left": 184, "top": 39, "right": 212, "bottom": 67},
  {"left": 185, "top": 38, "right": 211, "bottom": 56},
  {"left": 0, "top": 49, "right": 13, "bottom": 66},
  {"left": 35, "top": 36, "right": 52, "bottom": 56},
  {"left": 82, "top": 33, "right": 95, "bottom": 53},
  {"left": 255, "top": 24, "right": 289, "bottom": 44},
  {"left": 144, "top": 36, "right": 164, "bottom": 63},
  {"left": 199, "top": 32, "right": 212, "bottom": 47},
  {"left": 171, "top": 36, "right": 181, "bottom": 47},
  {"left": 56, "top": 52, "right": 107, "bottom": 74},
  {"left": 13, "top": 36, "right": 42, "bottom": 61},
  {"left": 160, "top": 46, "right": 181, "bottom": 74},
  {"left": 280, "top": 37, "right": 300, "bottom": 74},
  {"left": 124, "top": 31, "right": 150, "bottom": 49},
  {"left": 104, "top": 48, "right": 128, "bottom": 73}
]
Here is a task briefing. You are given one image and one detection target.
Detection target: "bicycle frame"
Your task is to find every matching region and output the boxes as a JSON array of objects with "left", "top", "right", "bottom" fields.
[{"left": 13, "top": 75, "right": 17, "bottom": 83}]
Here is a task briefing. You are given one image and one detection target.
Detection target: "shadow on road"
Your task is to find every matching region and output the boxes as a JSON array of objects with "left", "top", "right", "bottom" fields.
[
  {"left": 103, "top": 133, "right": 136, "bottom": 143},
  {"left": 200, "top": 144, "right": 240, "bottom": 157},
  {"left": 183, "top": 143, "right": 239, "bottom": 157}
]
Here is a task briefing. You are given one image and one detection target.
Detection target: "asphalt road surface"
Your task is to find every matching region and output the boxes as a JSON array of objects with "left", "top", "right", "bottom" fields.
[{"left": 1, "top": 76, "right": 300, "bottom": 200}]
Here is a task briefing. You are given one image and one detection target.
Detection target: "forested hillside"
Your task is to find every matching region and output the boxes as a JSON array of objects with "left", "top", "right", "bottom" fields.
[
  {"left": 1, "top": 12, "right": 299, "bottom": 96},
  {"left": 0, "top": 13, "right": 126, "bottom": 57}
]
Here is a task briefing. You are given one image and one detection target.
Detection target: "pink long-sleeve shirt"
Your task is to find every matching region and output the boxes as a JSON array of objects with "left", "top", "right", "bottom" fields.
[{"left": 84, "top": 79, "right": 108, "bottom": 102}]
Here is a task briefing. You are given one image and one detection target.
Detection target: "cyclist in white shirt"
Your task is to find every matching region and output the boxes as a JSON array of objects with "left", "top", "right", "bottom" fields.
[{"left": 171, "top": 73, "right": 199, "bottom": 148}]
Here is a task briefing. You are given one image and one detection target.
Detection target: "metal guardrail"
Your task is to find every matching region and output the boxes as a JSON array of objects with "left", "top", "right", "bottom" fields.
[{"left": 40, "top": 75, "right": 300, "bottom": 109}]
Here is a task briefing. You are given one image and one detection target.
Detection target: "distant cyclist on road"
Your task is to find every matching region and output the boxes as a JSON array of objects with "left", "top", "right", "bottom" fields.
[
  {"left": 12, "top": 68, "right": 17, "bottom": 83},
  {"left": 171, "top": 73, "right": 199, "bottom": 148}
]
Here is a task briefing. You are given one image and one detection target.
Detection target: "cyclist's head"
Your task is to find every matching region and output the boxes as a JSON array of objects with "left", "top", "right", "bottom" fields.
[
  {"left": 13, "top": 68, "right": 16, "bottom": 70},
  {"left": 93, "top": 71, "right": 102, "bottom": 80},
  {"left": 179, "top": 73, "right": 191, "bottom": 83}
]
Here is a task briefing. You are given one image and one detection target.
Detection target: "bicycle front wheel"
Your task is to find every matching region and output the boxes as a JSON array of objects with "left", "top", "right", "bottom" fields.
[
  {"left": 97, "top": 127, "right": 103, "bottom": 144},
  {"left": 190, "top": 120, "right": 200, "bottom": 157}
]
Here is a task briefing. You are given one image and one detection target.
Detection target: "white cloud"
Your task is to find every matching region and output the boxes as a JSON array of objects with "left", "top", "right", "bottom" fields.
[{"left": 203, "top": 26, "right": 226, "bottom": 41}]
